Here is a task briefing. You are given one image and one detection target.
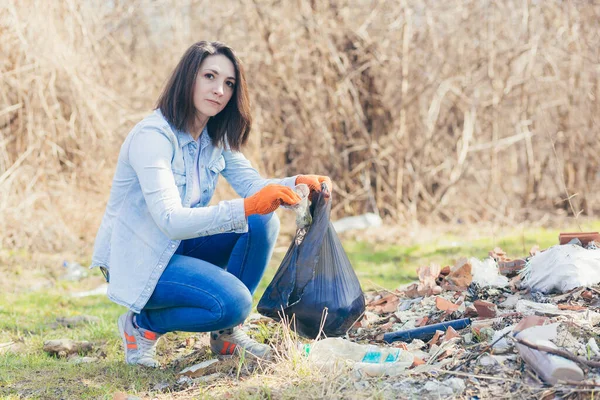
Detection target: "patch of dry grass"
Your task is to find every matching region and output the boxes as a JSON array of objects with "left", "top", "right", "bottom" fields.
[{"left": 1, "top": 0, "right": 599, "bottom": 254}]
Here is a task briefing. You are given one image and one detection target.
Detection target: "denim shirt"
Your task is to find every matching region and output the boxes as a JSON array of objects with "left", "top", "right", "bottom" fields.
[{"left": 91, "top": 109, "right": 297, "bottom": 313}]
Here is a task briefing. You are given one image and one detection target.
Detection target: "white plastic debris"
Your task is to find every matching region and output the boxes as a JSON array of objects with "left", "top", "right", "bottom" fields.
[
  {"left": 178, "top": 358, "right": 220, "bottom": 378},
  {"left": 516, "top": 324, "right": 584, "bottom": 385},
  {"left": 499, "top": 294, "right": 520, "bottom": 309},
  {"left": 492, "top": 325, "right": 516, "bottom": 352},
  {"left": 515, "top": 299, "right": 561, "bottom": 315},
  {"left": 521, "top": 244, "right": 600, "bottom": 293},
  {"left": 479, "top": 355, "right": 498, "bottom": 366},
  {"left": 470, "top": 257, "right": 509, "bottom": 288},
  {"left": 518, "top": 323, "right": 560, "bottom": 342},
  {"left": 588, "top": 338, "right": 600, "bottom": 356},
  {"left": 332, "top": 213, "right": 383, "bottom": 233},
  {"left": 423, "top": 378, "right": 465, "bottom": 396}
]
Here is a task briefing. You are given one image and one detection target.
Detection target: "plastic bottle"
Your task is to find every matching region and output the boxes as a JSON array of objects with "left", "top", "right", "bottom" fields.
[
  {"left": 281, "top": 184, "right": 312, "bottom": 229},
  {"left": 62, "top": 261, "right": 88, "bottom": 281},
  {"left": 301, "top": 337, "right": 414, "bottom": 376}
]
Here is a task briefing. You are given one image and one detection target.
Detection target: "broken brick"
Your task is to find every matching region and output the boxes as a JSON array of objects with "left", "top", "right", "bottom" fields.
[
  {"left": 428, "top": 330, "right": 444, "bottom": 346},
  {"left": 473, "top": 300, "right": 497, "bottom": 318},
  {"left": 513, "top": 315, "right": 548, "bottom": 334},
  {"left": 368, "top": 293, "right": 400, "bottom": 314},
  {"left": 559, "top": 232, "right": 600, "bottom": 246},
  {"left": 435, "top": 296, "right": 459, "bottom": 312},
  {"left": 393, "top": 342, "right": 408, "bottom": 350},
  {"left": 582, "top": 291, "right": 594, "bottom": 300},
  {"left": 464, "top": 305, "right": 478, "bottom": 318},
  {"left": 443, "top": 258, "right": 472, "bottom": 290},
  {"left": 443, "top": 326, "right": 460, "bottom": 342},
  {"left": 411, "top": 356, "right": 426, "bottom": 367},
  {"left": 498, "top": 259, "right": 526, "bottom": 276}
]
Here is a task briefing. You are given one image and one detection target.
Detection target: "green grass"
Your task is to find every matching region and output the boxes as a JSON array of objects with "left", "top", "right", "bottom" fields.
[
  {"left": 257, "top": 224, "right": 568, "bottom": 295},
  {"left": 344, "top": 226, "right": 563, "bottom": 290},
  {"left": 0, "top": 223, "right": 596, "bottom": 399}
]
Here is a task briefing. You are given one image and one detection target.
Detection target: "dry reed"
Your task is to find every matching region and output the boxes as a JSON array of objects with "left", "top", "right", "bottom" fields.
[{"left": 1, "top": 0, "right": 599, "bottom": 252}]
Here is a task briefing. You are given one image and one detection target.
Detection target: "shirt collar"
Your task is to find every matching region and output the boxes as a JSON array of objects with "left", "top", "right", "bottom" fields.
[
  {"left": 176, "top": 129, "right": 195, "bottom": 148},
  {"left": 199, "top": 127, "right": 211, "bottom": 149}
]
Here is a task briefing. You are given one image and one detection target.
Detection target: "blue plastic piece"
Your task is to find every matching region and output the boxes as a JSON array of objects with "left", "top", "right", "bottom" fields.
[{"left": 383, "top": 318, "right": 472, "bottom": 343}]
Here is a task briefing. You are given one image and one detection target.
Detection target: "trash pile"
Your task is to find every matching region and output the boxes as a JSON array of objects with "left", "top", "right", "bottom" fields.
[
  {"left": 253, "top": 182, "right": 600, "bottom": 396},
  {"left": 339, "top": 231, "right": 600, "bottom": 397},
  {"left": 173, "top": 231, "right": 600, "bottom": 398}
]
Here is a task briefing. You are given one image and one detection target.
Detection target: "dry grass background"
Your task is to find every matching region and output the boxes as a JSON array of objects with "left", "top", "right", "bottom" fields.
[{"left": 1, "top": 0, "right": 599, "bottom": 253}]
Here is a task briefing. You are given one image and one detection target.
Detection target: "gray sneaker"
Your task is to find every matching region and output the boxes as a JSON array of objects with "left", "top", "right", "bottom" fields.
[
  {"left": 117, "top": 311, "right": 162, "bottom": 367},
  {"left": 210, "top": 327, "right": 271, "bottom": 358}
]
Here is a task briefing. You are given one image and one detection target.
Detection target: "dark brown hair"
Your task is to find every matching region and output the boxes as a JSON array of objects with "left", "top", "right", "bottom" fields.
[{"left": 156, "top": 41, "right": 252, "bottom": 150}]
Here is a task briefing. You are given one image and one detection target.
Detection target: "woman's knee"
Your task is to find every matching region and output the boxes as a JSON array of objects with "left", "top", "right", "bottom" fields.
[
  {"left": 248, "top": 212, "right": 280, "bottom": 243},
  {"left": 219, "top": 285, "right": 253, "bottom": 328}
]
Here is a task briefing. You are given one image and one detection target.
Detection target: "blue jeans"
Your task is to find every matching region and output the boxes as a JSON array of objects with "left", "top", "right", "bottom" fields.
[{"left": 135, "top": 213, "right": 279, "bottom": 334}]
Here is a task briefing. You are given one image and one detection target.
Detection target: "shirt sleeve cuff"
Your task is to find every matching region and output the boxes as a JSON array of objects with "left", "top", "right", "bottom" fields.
[
  {"left": 282, "top": 175, "right": 299, "bottom": 190},
  {"left": 229, "top": 198, "right": 249, "bottom": 233}
]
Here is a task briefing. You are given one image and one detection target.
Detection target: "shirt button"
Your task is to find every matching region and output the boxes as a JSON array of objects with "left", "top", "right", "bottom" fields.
[
  {"left": 220, "top": 228, "right": 225, "bottom": 232},
  {"left": 170, "top": 244, "right": 175, "bottom": 248},
  {"left": 158, "top": 264, "right": 163, "bottom": 269}
]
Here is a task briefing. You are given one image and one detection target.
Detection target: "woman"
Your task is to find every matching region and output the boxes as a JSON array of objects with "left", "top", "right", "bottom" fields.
[{"left": 91, "top": 41, "right": 331, "bottom": 367}]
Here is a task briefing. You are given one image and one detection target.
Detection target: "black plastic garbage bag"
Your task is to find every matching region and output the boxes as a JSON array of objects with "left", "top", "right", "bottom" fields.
[{"left": 257, "top": 185, "right": 366, "bottom": 339}]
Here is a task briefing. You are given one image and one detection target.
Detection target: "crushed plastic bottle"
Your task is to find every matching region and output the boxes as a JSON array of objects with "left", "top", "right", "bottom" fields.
[
  {"left": 283, "top": 183, "right": 311, "bottom": 228},
  {"left": 301, "top": 337, "right": 414, "bottom": 376},
  {"left": 282, "top": 183, "right": 312, "bottom": 244}
]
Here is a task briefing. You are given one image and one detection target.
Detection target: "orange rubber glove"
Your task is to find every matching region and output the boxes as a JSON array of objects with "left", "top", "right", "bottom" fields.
[
  {"left": 244, "top": 184, "right": 302, "bottom": 217},
  {"left": 295, "top": 175, "right": 333, "bottom": 198}
]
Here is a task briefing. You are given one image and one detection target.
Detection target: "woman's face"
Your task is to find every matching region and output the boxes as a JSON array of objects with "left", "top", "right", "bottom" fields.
[{"left": 193, "top": 54, "right": 236, "bottom": 120}]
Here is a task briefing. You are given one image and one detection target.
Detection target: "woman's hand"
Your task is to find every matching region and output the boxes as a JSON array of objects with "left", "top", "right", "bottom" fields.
[
  {"left": 244, "top": 185, "right": 302, "bottom": 217},
  {"left": 295, "top": 175, "right": 333, "bottom": 198}
]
